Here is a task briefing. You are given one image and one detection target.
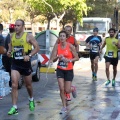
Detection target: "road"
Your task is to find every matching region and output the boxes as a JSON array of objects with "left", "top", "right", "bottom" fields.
[{"left": 1, "top": 58, "right": 120, "bottom": 120}]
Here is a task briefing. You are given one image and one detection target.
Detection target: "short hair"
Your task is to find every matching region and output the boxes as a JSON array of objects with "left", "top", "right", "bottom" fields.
[
  {"left": 59, "top": 30, "right": 68, "bottom": 38},
  {"left": 108, "top": 28, "right": 116, "bottom": 33},
  {"left": 64, "top": 25, "right": 72, "bottom": 30},
  {"left": 16, "top": 19, "right": 25, "bottom": 26},
  {"left": 93, "top": 27, "right": 99, "bottom": 32},
  {"left": 0, "top": 24, "right": 3, "bottom": 31}
]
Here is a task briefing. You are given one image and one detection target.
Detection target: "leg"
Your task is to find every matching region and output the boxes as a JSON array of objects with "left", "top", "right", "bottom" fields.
[
  {"left": 91, "top": 60, "right": 94, "bottom": 73},
  {"left": 24, "top": 74, "right": 35, "bottom": 111},
  {"left": 24, "top": 74, "right": 33, "bottom": 98},
  {"left": 11, "top": 70, "right": 21, "bottom": 105},
  {"left": 58, "top": 78, "right": 66, "bottom": 107},
  {"left": 105, "top": 62, "right": 110, "bottom": 80},
  {"left": 64, "top": 81, "right": 72, "bottom": 94},
  {"left": 94, "top": 56, "right": 99, "bottom": 75},
  {"left": 113, "top": 65, "right": 117, "bottom": 80}
]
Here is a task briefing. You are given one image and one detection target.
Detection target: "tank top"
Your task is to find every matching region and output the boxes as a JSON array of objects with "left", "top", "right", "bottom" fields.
[
  {"left": 11, "top": 32, "right": 32, "bottom": 60},
  {"left": 66, "top": 36, "right": 75, "bottom": 45},
  {"left": 105, "top": 37, "right": 118, "bottom": 58},
  {"left": 57, "top": 43, "right": 73, "bottom": 70}
]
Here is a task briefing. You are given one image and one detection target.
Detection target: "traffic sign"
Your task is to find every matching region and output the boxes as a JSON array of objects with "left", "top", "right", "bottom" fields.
[{"left": 38, "top": 54, "right": 49, "bottom": 65}]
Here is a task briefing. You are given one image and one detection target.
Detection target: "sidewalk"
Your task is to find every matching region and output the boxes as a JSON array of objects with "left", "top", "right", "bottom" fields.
[{"left": 1, "top": 59, "right": 120, "bottom": 120}]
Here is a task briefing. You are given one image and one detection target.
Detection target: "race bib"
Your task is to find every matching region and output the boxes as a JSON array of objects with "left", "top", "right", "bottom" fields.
[
  {"left": 91, "top": 44, "right": 99, "bottom": 52},
  {"left": 107, "top": 51, "right": 114, "bottom": 58},
  {"left": 58, "top": 61, "right": 67, "bottom": 68},
  {"left": 14, "top": 46, "right": 24, "bottom": 60}
]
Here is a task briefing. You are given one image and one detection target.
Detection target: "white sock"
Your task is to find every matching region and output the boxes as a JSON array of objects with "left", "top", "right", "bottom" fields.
[
  {"left": 29, "top": 97, "right": 34, "bottom": 101},
  {"left": 13, "top": 105, "right": 17, "bottom": 109}
]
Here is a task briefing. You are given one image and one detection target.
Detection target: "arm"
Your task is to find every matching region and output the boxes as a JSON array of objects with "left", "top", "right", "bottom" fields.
[
  {"left": 100, "top": 40, "right": 106, "bottom": 53},
  {"left": 69, "top": 44, "right": 79, "bottom": 62},
  {"left": 49, "top": 44, "right": 58, "bottom": 63},
  {"left": 27, "top": 33, "right": 39, "bottom": 56},
  {"left": 50, "top": 38, "right": 60, "bottom": 60},
  {"left": 85, "top": 36, "right": 90, "bottom": 48},
  {"left": 74, "top": 38, "right": 79, "bottom": 52}
]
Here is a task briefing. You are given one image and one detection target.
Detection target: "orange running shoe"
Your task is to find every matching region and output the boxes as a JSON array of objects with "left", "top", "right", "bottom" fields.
[{"left": 66, "top": 93, "right": 71, "bottom": 101}]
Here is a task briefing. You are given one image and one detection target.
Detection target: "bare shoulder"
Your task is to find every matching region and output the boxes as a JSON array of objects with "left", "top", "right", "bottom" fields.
[{"left": 26, "top": 33, "right": 36, "bottom": 43}]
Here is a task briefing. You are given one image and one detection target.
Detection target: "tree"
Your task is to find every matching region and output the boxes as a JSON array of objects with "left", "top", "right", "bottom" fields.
[
  {"left": 0, "top": 0, "right": 24, "bottom": 23},
  {"left": 24, "top": 0, "right": 88, "bottom": 30}
]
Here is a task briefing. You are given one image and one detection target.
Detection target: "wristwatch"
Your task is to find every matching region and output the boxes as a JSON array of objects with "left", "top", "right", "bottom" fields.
[
  {"left": 69, "top": 59, "right": 72, "bottom": 62},
  {"left": 29, "top": 54, "right": 32, "bottom": 58}
]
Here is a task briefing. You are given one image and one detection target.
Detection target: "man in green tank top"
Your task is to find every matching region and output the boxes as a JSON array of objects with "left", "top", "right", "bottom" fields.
[
  {"left": 7, "top": 19, "right": 39, "bottom": 115},
  {"left": 100, "top": 28, "right": 120, "bottom": 86}
]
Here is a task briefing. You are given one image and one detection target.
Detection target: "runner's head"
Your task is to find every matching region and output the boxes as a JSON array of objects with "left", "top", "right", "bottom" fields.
[
  {"left": 9, "top": 24, "right": 15, "bottom": 33},
  {"left": 93, "top": 27, "right": 98, "bottom": 36},
  {"left": 64, "top": 25, "right": 72, "bottom": 36},
  {"left": 15, "top": 19, "right": 25, "bottom": 34},
  {"left": 108, "top": 28, "right": 116, "bottom": 38},
  {"left": 59, "top": 30, "right": 68, "bottom": 43}
]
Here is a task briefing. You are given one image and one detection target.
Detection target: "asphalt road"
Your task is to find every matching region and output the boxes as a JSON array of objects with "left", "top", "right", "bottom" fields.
[{"left": 1, "top": 58, "right": 120, "bottom": 120}]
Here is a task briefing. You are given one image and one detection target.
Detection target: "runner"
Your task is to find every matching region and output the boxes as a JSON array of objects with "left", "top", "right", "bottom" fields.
[
  {"left": 49, "top": 30, "right": 79, "bottom": 114},
  {"left": 7, "top": 19, "right": 39, "bottom": 115},
  {"left": 2, "top": 24, "right": 15, "bottom": 87},
  {"left": 52, "top": 25, "right": 79, "bottom": 101},
  {"left": 100, "top": 28, "right": 119, "bottom": 86},
  {"left": 86, "top": 27, "right": 102, "bottom": 81}
]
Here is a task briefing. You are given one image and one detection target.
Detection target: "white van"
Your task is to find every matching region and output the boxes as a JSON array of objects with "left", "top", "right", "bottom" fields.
[{"left": 74, "top": 17, "right": 112, "bottom": 57}]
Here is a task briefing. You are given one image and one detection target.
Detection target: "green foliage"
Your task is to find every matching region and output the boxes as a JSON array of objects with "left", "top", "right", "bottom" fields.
[{"left": 86, "top": 0, "right": 116, "bottom": 18}]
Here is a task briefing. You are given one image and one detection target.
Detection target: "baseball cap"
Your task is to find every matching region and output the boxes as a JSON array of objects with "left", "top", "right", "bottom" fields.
[
  {"left": 93, "top": 27, "right": 98, "bottom": 32},
  {"left": 9, "top": 24, "right": 15, "bottom": 29}
]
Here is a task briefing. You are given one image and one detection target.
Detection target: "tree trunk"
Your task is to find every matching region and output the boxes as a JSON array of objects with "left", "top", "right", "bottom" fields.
[
  {"left": 31, "top": 20, "right": 35, "bottom": 36},
  {"left": 47, "top": 19, "right": 51, "bottom": 30}
]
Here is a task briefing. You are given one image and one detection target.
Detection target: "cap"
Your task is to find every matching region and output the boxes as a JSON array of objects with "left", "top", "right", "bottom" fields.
[
  {"left": 93, "top": 27, "right": 98, "bottom": 32},
  {"left": 9, "top": 24, "right": 15, "bottom": 29}
]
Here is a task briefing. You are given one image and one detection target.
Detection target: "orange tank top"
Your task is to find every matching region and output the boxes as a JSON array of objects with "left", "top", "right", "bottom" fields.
[
  {"left": 66, "top": 36, "right": 75, "bottom": 45},
  {"left": 57, "top": 43, "right": 73, "bottom": 70}
]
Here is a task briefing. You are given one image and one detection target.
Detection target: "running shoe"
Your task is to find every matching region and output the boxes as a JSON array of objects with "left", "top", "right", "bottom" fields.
[
  {"left": 71, "top": 86, "right": 77, "bottom": 98},
  {"left": 8, "top": 107, "right": 18, "bottom": 115},
  {"left": 66, "top": 93, "right": 71, "bottom": 101},
  {"left": 0, "top": 96, "right": 3, "bottom": 100},
  {"left": 93, "top": 76, "right": 97, "bottom": 81},
  {"left": 29, "top": 100, "right": 35, "bottom": 111},
  {"left": 59, "top": 107, "right": 67, "bottom": 114},
  {"left": 105, "top": 80, "right": 111, "bottom": 86},
  {"left": 112, "top": 79, "right": 115, "bottom": 87}
]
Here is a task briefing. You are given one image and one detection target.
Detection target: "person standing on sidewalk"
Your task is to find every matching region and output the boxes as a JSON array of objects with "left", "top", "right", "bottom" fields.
[
  {"left": 86, "top": 27, "right": 102, "bottom": 81},
  {"left": 49, "top": 30, "right": 79, "bottom": 114},
  {"left": 2, "top": 24, "right": 15, "bottom": 87},
  {"left": 0, "top": 23, "right": 7, "bottom": 100},
  {"left": 100, "top": 28, "right": 120, "bottom": 86},
  {"left": 7, "top": 19, "right": 39, "bottom": 115},
  {"left": 51, "top": 25, "right": 79, "bottom": 101}
]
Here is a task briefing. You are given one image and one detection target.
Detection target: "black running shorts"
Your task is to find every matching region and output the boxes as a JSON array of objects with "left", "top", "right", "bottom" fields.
[
  {"left": 11, "top": 59, "right": 32, "bottom": 76},
  {"left": 104, "top": 56, "right": 118, "bottom": 66},
  {"left": 56, "top": 68, "right": 74, "bottom": 81},
  {"left": 90, "top": 52, "right": 99, "bottom": 60}
]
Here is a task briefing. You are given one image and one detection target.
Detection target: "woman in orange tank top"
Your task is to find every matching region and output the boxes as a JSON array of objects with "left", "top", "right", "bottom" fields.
[{"left": 49, "top": 30, "right": 79, "bottom": 114}]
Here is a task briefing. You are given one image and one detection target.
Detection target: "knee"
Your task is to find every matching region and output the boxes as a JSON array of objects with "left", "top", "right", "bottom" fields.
[
  {"left": 59, "top": 87, "right": 64, "bottom": 93},
  {"left": 25, "top": 83, "right": 32, "bottom": 89},
  {"left": 106, "top": 67, "right": 109, "bottom": 71},
  {"left": 12, "top": 82, "right": 18, "bottom": 89}
]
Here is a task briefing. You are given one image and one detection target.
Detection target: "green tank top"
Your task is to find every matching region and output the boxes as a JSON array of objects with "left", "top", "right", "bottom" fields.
[
  {"left": 105, "top": 37, "right": 118, "bottom": 58},
  {"left": 11, "top": 32, "right": 32, "bottom": 59}
]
